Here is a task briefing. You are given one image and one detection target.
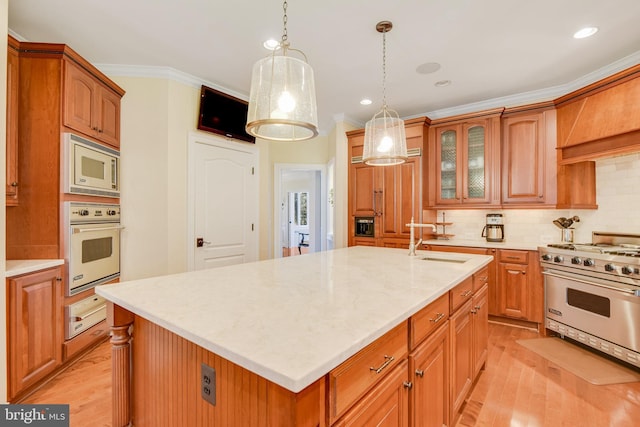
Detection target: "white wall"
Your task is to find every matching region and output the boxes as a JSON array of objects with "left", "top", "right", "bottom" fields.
[
  {"left": 434, "top": 153, "right": 640, "bottom": 247},
  {"left": 110, "top": 74, "right": 332, "bottom": 274}
]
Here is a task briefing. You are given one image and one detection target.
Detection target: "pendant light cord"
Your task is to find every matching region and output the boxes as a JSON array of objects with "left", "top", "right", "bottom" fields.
[
  {"left": 282, "top": 1, "right": 288, "bottom": 44},
  {"left": 382, "top": 26, "right": 387, "bottom": 109}
]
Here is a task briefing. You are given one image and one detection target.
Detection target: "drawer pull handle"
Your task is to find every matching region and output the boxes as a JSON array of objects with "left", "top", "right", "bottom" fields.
[
  {"left": 370, "top": 355, "right": 394, "bottom": 374},
  {"left": 415, "top": 369, "right": 424, "bottom": 378},
  {"left": 461, "top": 290, "right": 472, "bottom": 298},
  {"left": 429, "top": 312, "right": 445, "bottom": 323}
]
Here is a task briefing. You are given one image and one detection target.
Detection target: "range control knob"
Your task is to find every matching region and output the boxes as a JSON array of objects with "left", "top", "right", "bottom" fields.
[
  {"left": 553, "top": 256, "right": 564, "bottom": 263},
  {"left": 571, "top": 257, "right": 582, "bottom": 265},
  {"left": 604, "top": 263, "right": 616, "bottom": 272},
  {"left": 583, "top": 259, "right": 595, "bottom": 267},
  {"left": 541, "top": 254, "right": 553, "bottom": 261},
  {"left": 79, "top": 209, "right": 89, "bottom": 216},
  {"left": 107, "top": 209, "right": 117, "bottom": 216},
  {"left": 622, "top": 266, "right": 635, "bottom": 275}
]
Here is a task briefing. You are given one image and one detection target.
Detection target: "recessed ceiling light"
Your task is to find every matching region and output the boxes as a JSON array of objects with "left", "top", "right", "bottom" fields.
[
  {"left": 360, "top": 98, "right": 373, "bottom": 105},
  {"left": 416, "top": 62, "right": 441, "bottom": 74},
  {"left": 573, "top": 27, "right": 598, "bottom": 39},
  {"left": 434, "top": 80, "right": 451, "bottom": 87},
  {"left": 263, "top": 39, "right": 280, "bottom": 50}
]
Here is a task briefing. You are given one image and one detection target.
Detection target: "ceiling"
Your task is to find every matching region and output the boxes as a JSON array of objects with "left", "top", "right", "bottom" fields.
[{"left": 8, "top": 0, "right": 640, "bottom": 135}]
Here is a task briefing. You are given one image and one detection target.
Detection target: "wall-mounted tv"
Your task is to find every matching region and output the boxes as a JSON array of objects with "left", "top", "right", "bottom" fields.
[{"left": 197, "top": 85, "right": 255, "bottom": 143}]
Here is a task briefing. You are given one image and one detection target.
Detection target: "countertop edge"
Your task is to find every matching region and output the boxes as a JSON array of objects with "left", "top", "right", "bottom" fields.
[
  {"left": 5, "top": 259, "right": 65, "bottom": 278},
  {"left": 423, "top": 239, "right": 540, "bottom": 251}
]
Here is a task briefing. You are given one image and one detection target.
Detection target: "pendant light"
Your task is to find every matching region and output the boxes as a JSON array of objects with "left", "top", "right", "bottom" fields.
[
  {"left": 246, "top": 1, "right": 319, "bottom": 142},
  {"left": 362, "top": 21, "right": 407, "bottom": 166}
]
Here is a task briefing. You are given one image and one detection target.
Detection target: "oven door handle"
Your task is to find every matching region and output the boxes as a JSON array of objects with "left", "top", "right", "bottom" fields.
[
  {"left": 70, "top": 305, "right": 107, "bottom": 321},
  {"left": 542, "top": 271, "right": 638, "bottom": 295},
  {"left": 72, "top": 225, "right": 125, "bottom": 234}
]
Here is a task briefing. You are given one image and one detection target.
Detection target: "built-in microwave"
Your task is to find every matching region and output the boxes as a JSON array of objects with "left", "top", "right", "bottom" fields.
[
  {"left": 355, "top": 217, "right": 375, "bottom": 237},
  {"left": 63, "top": 132, "right": 120, "bottom": 198}
]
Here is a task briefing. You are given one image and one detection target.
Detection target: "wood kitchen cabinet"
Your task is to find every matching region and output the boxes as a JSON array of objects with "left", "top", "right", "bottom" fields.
[
  {"left": 347, "top": 118, "right": 431, "bottom": 247},
  {"left": 426, "top": 109, "right": 502, "bottom": 208},
  {"left": 501, "top": 104, "right": 557, "bottom": 207},
  {"left": 409, "top": 322, "right": 449, "bottom": 427},
  {"left": 333, "top": 360, "right": 409, "bottom": 427},
  {"left": 471, "top": 283, "right": 489, "bottom": 377},
  {"left": 63, "top": 60, "right": 121, "bottom": 148},
  {"left": 6, "top": 36, "right": 20, "bottom": 206},
  {"left": 7, "top": 266, "right": 64, "bottom": 401},
  {"left": 496, "top": 249, "right": 543, "bottom": 324}
]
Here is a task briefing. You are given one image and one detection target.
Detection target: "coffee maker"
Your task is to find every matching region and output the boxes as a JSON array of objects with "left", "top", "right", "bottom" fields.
[{"left": 482, "top": 213, "right": 504, "bottom": 242}]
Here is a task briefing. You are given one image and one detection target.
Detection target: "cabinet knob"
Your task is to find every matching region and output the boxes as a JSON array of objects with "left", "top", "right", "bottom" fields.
[
  {"left": 56, "top": 277, "right": 62, "bottom": 281},
  {"left": 403, "top": 381, "right": 413, "bottom": 389},
  {"left": 10, "top": 182, "right": 18, "bottom": 187},
  {"left": 415, "top": 369, "right": 424, "bottom": 378}
]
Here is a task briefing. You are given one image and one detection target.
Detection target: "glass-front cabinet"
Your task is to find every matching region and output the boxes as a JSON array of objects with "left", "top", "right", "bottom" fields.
[{"left": 428, "top": 111, "right": 501, "bottom": 208}]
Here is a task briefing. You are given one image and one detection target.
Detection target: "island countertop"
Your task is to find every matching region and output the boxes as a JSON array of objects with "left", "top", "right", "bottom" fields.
[{"left": 96, "top": 246, "right": 492, "bottom": 393}]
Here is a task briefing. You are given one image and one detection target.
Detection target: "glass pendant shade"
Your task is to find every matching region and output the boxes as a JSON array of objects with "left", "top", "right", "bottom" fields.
[
  {"left": 246, "top": 52, "right": 319, "bottom": 142},
  {"left": 363, "top": 107, "right": 408, "bottom": 166}
]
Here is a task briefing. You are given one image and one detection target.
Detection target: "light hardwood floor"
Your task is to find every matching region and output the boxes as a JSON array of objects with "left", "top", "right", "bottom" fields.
[{"left": 23, "top": 323, "right": 640, "bottom": 426}]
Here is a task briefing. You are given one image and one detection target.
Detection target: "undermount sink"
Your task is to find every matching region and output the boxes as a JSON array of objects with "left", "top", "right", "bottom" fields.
[{"left": 420, "top": 256, "right": 468, "bottom": 264}]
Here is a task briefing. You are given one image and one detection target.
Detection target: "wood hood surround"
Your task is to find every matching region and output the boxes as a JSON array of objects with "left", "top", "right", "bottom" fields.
[{"left": 555, "top": 64, "right": 640, "bottom": 164}]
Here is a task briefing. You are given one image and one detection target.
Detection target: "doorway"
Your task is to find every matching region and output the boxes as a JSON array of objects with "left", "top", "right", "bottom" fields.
[{"left": 274, "top": 164, "right": 326, "bottom": 258}]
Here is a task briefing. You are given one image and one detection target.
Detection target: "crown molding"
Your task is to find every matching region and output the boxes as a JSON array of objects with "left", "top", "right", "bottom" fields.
[
  {"left": 332, "top": 113, "right": 363, "bottom": 129},
  {"left": 95, "top": 64, "right": 249, "bottom": 102},
  {"left": 416, "top": 49, "right": 640, "bottom": 120}
]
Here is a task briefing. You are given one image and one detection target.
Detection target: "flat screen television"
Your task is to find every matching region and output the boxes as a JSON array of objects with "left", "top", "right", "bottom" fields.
[{"left": 197, "top": 85, "right": 255, "bottom": 143}]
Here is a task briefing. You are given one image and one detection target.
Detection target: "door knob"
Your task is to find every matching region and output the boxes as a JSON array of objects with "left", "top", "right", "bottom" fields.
[{"left": 196, "top": 238, "right": 211, "bottom": 247}]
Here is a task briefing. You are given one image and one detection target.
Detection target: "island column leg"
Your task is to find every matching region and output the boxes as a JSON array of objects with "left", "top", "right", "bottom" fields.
[{"left": 107, "top": 302, "right": 135, "bottom": 427}]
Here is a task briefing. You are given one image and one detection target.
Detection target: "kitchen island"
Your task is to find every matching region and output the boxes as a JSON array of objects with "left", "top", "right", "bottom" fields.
[{"left": 96, "top": 246, "right": 492, "bottom": 426}]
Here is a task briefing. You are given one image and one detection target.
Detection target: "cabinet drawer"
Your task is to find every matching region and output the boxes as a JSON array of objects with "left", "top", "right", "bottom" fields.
[
  {"left": 329, "top": 322, "right": 408, "bottom": 423},
  {"left": 473, "top": 266, "right": 490, "bottom": 292},
  {"left": 450, "top": 276, "right": 474, "bottom": 312},
  {"left": 499, "top": 249, "right": 529, "bottom": 264},
  {"left": 410, "top": 293, "right": 449, "bottom": 349}
]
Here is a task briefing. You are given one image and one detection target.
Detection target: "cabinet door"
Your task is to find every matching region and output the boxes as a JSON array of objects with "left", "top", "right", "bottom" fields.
[
  {"left": 502, "top": 113, "right": 545, "bottom": 204},
  {"left": 380, "top": 157, "right": 421, "bottom": 239},
  {"left": 63, "top": 61, "right": 97, "bottom": 135},
  {"left": 449, "top": 299, "right": 473, "bottom": 420},
  {"left": 498, "top": 262, "right": 529, "bottom": 319},
  {"left": 7, "top": 267, "right": 63, "bottom": 400},
  {"left": 472, "top": 284, "right": 489, "bottom": 377},
  {"left": 334, "top": 360, "right": 409, "bottom": 427},
  {"left": 351, "top": 163, "right": 377, "bottom": 217},
  {"left": 410, "top": 323, "right": 449, "bottom": 427},
  {"left": 6, "top": 41, "right": 19, "bottom": 205},
  {"left": 96, "top": 84, "right": 121, "bottom": 148},
  {"left": 462, "top": 123, "right": 491, "bottom": 204},
  {"left": 434, "top": 125, "right": 461, "bottom": 205}
]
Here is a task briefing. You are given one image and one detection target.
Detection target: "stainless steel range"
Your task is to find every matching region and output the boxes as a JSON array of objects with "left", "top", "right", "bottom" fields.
[{"left": 539, "top": 231, "right": 640, "bottom": 369}]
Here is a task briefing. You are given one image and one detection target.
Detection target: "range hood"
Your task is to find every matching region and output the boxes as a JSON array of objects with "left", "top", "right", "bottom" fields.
[{"left": 555, "top": 64, "right": 640, "bottom": 164}]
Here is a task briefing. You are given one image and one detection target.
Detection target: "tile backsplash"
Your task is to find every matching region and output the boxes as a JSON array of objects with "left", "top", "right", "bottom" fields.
[{"left": 434, "top": 152, "right": 640, "bottom": 246}]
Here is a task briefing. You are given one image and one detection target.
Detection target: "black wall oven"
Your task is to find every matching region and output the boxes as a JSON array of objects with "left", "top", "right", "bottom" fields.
[{"left": 354, "top": 217, "right": 375, "bottom": 237}]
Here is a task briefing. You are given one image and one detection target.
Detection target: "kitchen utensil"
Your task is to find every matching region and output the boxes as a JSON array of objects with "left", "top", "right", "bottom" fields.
[{"left": 553, "top": 219, "right": 564, "bottom": 229}]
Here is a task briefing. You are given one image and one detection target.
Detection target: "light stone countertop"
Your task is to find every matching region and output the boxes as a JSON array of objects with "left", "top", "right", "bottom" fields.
[
  {"left": 423, "top": 238, "right": 540, "bottom": 251},
  {"left": 96, "top": 246, "right": 492, "bottom": 393},
  {"left": 5, "top": 259, "right": 65, "bottom": 277}
]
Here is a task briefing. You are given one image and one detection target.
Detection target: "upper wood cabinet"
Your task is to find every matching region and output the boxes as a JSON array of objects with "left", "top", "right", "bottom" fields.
[
  {"left": 63, "top": 60, "right": 121, "bottom": 148},
  {"left": 426, "top": 109, "right": 502, "bottom": 208},
  {"left": 347, "top": 118, "right": 430, "bottom": 247},
  {"left": 501, "top": 105, "right": 557, "bottom": 207},
  {"left": 6, "top": 36, "right": 20, "bottom": 206}
]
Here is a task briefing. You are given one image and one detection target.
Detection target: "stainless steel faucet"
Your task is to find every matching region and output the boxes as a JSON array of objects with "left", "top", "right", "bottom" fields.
[{"left": 406, "top": 217, "right": 437, "bottom": 256}]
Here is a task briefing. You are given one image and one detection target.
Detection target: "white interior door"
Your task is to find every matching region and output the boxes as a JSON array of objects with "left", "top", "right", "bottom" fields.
[{"left": 190, "top": 134, "right": 258, "bottom": 270}]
